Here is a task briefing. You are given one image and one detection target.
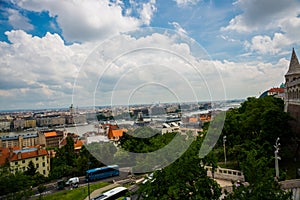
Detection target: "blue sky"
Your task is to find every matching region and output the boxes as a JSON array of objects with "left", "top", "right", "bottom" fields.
[{"left": 0, "top": 0, "right": 300, "bottom": 110}]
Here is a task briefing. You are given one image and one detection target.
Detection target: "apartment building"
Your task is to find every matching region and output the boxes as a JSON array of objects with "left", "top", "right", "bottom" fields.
[
  {"left": 0, "top": 146, "right": 50, "bottom": 177},
  {"left": 0, "top": 132, "right": 45, "bottom": 148}
]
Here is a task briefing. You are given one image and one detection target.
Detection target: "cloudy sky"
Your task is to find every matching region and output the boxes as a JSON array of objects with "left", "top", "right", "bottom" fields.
[{"left": 0, "top": 0, "right": 300, "bottom": 110}]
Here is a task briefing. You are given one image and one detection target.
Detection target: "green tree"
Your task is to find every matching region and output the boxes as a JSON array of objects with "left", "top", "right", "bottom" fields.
[
  {"left": 137, "top": 137, "right": 221, "bottom": 199},
  {"left": 224, "top": 150, "right": 292, "bottom": 200},
  {"left": 25, "top": 160, "right": 37, "bottom": 176}
]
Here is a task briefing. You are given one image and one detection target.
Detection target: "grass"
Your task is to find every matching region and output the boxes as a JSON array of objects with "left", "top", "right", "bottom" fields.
[{"left": 40, "top": 182, "right": 109, "bottom": 200}]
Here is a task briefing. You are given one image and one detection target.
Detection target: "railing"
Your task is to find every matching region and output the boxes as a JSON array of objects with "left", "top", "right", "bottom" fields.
[
  {"left": 280, "top": 179, "right": 300, "bottom": 200},
  {"left": 205, "top": 166, "right": 245, "bottom": 182}
]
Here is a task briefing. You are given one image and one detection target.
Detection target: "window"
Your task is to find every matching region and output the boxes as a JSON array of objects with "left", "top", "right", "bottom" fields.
[
  {"left": 43, "top": 170, "right": 46, "bottom": 175},
  {"left": 36, "top": 163, "right": 39, "bottom": 168},
  {"left": 22, "top": 166, "right": 25, "bottom": 171},
  {"left": 36, "top": 157, "right": 38, "bottom": 161},
  {"left": 22, "top": 160, "right": 25, "bottom": 164},
  {"left": 42, "top": 156, "right": 45, "bottom": 160},
  {"left": 15, "top": 161, "right": 18, "bottom": 165},
  {"left": 42, "top": 162, "right": 45, "bottom": 167}
]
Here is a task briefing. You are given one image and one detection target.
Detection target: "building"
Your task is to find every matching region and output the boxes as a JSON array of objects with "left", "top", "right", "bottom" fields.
[
  {"left": 36, "top": 116, "right": 65, "bottom": 127},
  {"left": 24, "top": 118, "right": 36, "bottom": 129},
  {"left": 0, "top": 132, "right": 45, "bottom": 148},
  {"left": 13, "top": 118, "right": 25, "bottom": 130},
  {"left": 43, "top": 130, "right": 66, "bottom": 148},
  {"left": 59, "top": 133, "right": 84, "bottom": 152},
  {"left": 65, "top": 114, "right": 87, "bottom": 125},
  {"left": 0, "top": 146, "right": 51, "bottom": 177},
  {"left": 268, "top": 87, "right": 285, "bottom": 100},
  {"left": 0, "top": 120, "right": 11, "bottom": 131},
  {"left": 284, "top": 48, "right": 300, "bottom": 137}
]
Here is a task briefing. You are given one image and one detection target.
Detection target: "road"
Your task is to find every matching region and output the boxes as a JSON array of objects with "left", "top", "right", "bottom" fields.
[{"left": 30, "top": 170, "right": 131, "bottom": 199}]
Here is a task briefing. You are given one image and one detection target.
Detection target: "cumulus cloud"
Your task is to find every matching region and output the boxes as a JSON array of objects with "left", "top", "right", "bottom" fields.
[
  {"left": 244, "top": 33, "right": 292, "bottom": 55},
  {"left": 0, "top": 26, "right": 290, "bottom": 110},
  {"left": 221, "top": 0, "right": 300, "bottom": 55},
  {"left": 222, "top": 0, "right": 300, "bottom": 32},
  {"left": 15, "top": 0, "right": 143, "bottom": 43},
  {"left": 0, "top": 30, "right": 88, "bottom": 109},
  {"left": 139, "top": 0, "right": 157, "bottom": 25},
  {"left": 214, "top": 58, "right": 289, "bottom": 98},
  {"left": 7, "top": 8, "right": 34, "bottom": 31}
]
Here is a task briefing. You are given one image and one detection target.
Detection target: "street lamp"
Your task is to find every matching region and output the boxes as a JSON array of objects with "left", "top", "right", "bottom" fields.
[
  {"left": 87, "top": 161, "right": 91, "bottom": 200},
  {"left": 274, "top": 137, "right": 281, "bottom": 180},
  {"left": 223, "top": 136, "right": 227, "bottom": 165}
]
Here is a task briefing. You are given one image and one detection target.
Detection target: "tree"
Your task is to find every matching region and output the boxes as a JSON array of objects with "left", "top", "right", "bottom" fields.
[
  {"left": 137, "top": 136, "right": 222, "bottom": 199},
  {"left": 25, "top": 160, "right": 37, "bottom": 176},
  {"left": 224, "top": 150, "right": 292, "bottom": 200},
  {"left": 218, "top": 96, "right": 293, "bottom": 168}
]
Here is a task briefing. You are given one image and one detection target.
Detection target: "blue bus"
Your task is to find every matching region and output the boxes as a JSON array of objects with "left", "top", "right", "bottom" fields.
[{"left": 86, "top": 165, "right": 119, "bottom": 182}]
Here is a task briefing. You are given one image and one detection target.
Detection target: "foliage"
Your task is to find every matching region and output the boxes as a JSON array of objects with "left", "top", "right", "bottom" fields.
[
  {"left": 119, "top": 127, "right": 176, "bottom": 153},
  {"left": 49, "top": 137, "right": 102, "bottom": 179},
  {"left": 0, "top": 165, "right": 34, "bottom": 198},
  {"left": 219, "top": 96, "right": 293, "bottom": 168},
  {"left": 217, "top": 96, "right": 294, "bottom": 199},
  {"left": 24, "top": 160, "right": 37, "bottom": 176},
  {"left": 137, "top": 136, "right": 222, "bottom": 199}
]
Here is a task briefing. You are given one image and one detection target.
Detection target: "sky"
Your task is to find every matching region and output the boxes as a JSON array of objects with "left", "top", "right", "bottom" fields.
[{"left": 0, "top": 0, "right": 300, "bottom": 110}]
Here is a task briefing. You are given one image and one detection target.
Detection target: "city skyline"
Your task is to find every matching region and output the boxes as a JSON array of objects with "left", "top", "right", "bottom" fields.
[{"left": 1, "top": 0, "right": 300, "bottom": 110}]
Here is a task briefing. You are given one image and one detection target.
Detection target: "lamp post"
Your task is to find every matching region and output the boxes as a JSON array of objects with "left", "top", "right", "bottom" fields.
[
  {"left": 274, "top": 137, "right": 281, "bottom": 180},
  {"left": 223, "top": 136, "right": 227, "bottom": 165},
  {"left": 87, "top": 161, "right": 91, "bottom": 200}
]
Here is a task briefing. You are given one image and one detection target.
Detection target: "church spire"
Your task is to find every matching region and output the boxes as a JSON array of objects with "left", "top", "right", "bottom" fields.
[{"left": 286, "top": 48, "right": 300, "bottom": 75}]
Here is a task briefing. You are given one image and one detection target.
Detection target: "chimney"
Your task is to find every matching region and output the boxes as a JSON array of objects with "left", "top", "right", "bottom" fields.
[
  {"left": 0, "top": 149, "right": 2, "bottom": 157},
  {"left": 17, "top": 152, "right": 21, "bottom": 159}
]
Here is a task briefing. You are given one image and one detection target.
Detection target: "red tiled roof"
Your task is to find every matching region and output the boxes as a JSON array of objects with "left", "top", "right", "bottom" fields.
[
  {"left": 111, "top": 129, "right": 123, "bottom": 137},
  {"left": 10, "top": 149, "right": 48, "bottom": 161},
  {"left": 0, "top": 147, "right": 48, "bottom": 165},
  {"left": 74, "top": 140, "right": 83, "bottom": 149},
  {"left": 189, "top": 117, "right": 198, "bottom": 123},
  {"left": 44, "top": 131, "right": 57, "bottom": 137},
  {"left": 269, "top": 88, "right": 284, "bottom": 93},
  {"left": 0, "top": 148, "right": 9, "bottom": 165}
]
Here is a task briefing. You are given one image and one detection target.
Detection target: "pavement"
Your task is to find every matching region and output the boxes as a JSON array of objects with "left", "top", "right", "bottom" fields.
[{"left": 83, "top": 183, "right": 120, "bottom": 200}]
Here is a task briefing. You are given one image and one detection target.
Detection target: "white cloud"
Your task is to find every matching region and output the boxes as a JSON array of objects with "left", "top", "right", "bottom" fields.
[
  {"left": 170, "top": 22, "right": 187, "bottom": 35},
  {"left": 174, "top": 0, "right": 200, "bottom": 7},
  {"left": 222, "top": 0, "right": 300, "bottom": 32},
  {"left": 244, "top": 33, "right": 292, "bottom": 55},
  {"left": 221, "top": 0, "right": 300, "bottom": 55},
  {"left": 0, "top": 30, "right": 89, "bottom": 109},
  {"left": 7, "top": 8, "right": 34, "bottom": 31},
  {"left": 0, "top": 27, "right": 291, "bottom": 110},
  {"left": 213, "top": 58, "right": 289, "bottom": 98},
  {"left": 15, "top": 0, "right": 142, "bottom": 43},
  {"left": 139, "top": 0, "right": 157, "bottom": 25}
]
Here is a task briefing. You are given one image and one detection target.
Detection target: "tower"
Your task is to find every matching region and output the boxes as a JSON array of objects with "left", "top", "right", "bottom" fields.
[{"left": 285, "top": 48, "right": 300, "bottom": 137}]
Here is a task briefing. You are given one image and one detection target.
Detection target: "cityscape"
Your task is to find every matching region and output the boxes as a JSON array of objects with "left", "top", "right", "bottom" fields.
[{"left": 1, "top": 0, "right": 300, "bottom": 199}]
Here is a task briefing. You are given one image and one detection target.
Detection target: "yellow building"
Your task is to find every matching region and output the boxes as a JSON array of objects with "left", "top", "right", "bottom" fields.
[
  {"left": 24, "top": 119, "right": 36, "bottom": 129},
  {"left": 0, "top": 147, "right": 50, "bottom": 177}
]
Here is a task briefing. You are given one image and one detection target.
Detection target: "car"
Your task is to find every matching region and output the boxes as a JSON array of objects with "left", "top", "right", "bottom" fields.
[{"left": 65, "top": 177, "right": 79, "bottom": 186}]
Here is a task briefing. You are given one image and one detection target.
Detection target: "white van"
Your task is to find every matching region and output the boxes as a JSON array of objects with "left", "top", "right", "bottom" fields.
[{"left": 66, "top": 177, "right": 79, "bottom": 186}]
